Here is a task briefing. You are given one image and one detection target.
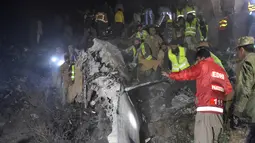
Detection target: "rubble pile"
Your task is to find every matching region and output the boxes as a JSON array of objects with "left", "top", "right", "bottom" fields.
[
  {"left": 133, "top": 81, "right": 196, "bottom": 143},
  {"left": 76, "top": 38, "right": 139, "bottom": 143}
]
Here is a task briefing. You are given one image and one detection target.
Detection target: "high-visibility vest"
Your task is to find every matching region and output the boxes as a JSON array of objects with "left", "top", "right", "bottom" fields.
[
  {"left": 177, "top": 9, "right": 185, "bottom": 18},
  {"left": 248, "top": 2, "right": 255, "bottom": 13},
  {"left": 71, "top": 64, "right": 75, "bottom": 81},
  {"left": 185, "top": 18, "right": 197, "bottom": 36},
  {"left": 186, "top": 6, "right": 196, "bottom": 16},
  {"left": 140, "top": 43, "right": 152, "bottom": 60},
  {"left": 210, "top": 52, "right": 225, "bottom": 70},
  {"left": 136, "top": 30, "right": 148, "bottom": 40},
  {"left": 168, "top": 46, "right": 190, "bottom": 72},
  {"left": 219, "top": 17, "right": 228, "bottom": 31},
  {"left": 115, "top": 10, "right": 124, "bottom": 23},
  {"left": 95, "top": 12, "right": 108, "bottom": 23}
]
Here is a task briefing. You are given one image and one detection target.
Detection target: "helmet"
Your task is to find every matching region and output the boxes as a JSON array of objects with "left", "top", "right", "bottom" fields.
[
  {"left": 170, "top": 39, "right": 178, "bottom": 45},
  {"left": 237, "top": 36, "right": 254, "bottom": 47}
]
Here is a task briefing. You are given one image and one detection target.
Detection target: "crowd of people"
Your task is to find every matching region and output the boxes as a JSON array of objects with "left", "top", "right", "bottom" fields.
[{"left": 57, "top": 0, "right": 255, "bottom": 142}]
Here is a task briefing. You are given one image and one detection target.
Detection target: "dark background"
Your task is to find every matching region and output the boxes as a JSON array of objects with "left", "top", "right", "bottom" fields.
[{"left": 0, "top": 0, "right": 175, "bottom": 46}]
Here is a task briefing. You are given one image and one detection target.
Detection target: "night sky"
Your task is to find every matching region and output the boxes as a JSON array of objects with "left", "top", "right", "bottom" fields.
[
  {"left": 0, "top": 0, "right": 172, "bottom": 45},
  {"left": 0, "top": 0, "right": 114, "bottom": 44}
]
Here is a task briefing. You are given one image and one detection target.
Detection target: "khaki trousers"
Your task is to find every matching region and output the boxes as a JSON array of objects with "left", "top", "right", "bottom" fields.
[{"left": 194, "top": 112, "right": 223, "bottom": 143}]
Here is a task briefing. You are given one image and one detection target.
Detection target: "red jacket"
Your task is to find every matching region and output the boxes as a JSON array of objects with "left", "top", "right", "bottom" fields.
[{"left": 168, "top": 57, "right": 233, "bottom": 114}]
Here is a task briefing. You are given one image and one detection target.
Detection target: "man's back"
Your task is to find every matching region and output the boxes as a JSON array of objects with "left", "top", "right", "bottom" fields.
[{"left": 169, "top": 57, "right": 232, "bottom": 100}]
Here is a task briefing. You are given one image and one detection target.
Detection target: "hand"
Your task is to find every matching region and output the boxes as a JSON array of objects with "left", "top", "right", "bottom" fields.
[{"left": 161, "top": 71, "right": 169, "bottom": 77}]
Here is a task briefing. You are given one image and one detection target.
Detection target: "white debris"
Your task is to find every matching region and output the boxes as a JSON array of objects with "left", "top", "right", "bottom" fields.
[
  {"left": 171, "top": 93, "right": 194, "bottom": 110},
  {"left": 75, "top": 38, "right": 139, "bottom": 143},
  {"left": 30, "top": 114, "right": 39, "bottom": 120}
]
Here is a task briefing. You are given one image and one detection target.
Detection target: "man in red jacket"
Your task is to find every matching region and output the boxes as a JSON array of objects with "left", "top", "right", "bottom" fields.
[{"left": 162, "top": 49, "right": 233, "bottom": 143}]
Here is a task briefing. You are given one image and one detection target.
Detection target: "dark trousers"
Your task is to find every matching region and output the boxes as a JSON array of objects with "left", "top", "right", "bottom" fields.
[
  {"left": 96, "top": 21, "right": 108, "bottom": 37},
  {"left": 114, "top": 22, "right": 124, "bottom": 37}
]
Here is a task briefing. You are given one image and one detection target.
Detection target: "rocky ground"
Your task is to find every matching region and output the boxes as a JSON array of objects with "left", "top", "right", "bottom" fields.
[{"left": 0, "top": 36, "right": 249, "bottom": 143}]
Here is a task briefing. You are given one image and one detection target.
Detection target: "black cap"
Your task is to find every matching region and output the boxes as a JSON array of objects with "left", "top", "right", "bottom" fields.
[{"left": 170, "top": 39, "right": 179, "bottom": 45}]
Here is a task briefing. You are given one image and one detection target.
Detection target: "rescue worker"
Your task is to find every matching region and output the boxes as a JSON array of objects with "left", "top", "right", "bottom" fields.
[
  {"left": 197, "top": 41, "right": 225, "bottom": 69},
  {"left": 184, "top": 6, "right": 198, "bottom": 51},
  {"left": 114, "top": 8, "right": 124, "bottom": 37},
  {"left": 136, "top": 24, "right": 149, "bottom": 41},
  {"left": 95, "top": 12, "right": 108, "bottom": 37},
  {"left": 185, "top": 2, "right": 196, "bottom": 18},
  {"left": 162, "top": 48, "right": 233, "bottom": 143},
  {"left": 177, "top": 6, "right": 185, "bottom": 20},
  {"left": 167, "top": 40, "right": 190, "bottom": 72},
  {"left": 59, "top": 54, "right": 72, "bottom": 105},
  {"left": 134, "top": 38, "right": 160, "bottom": 81},
  {"left": 156, "top": 8, "right": 175, "bottom": 45},
  {"left": 145, "top": 27, "right": 163, "bottom": 58},
  {"left": 68, "top": 45, "right": 76, "bottom": 82},
  {"left": 156, "top": 7, "right": 173, "bottom": 27},
  {"left": 231, "top": 36, "right": 255, "bottom": 142},
  {"left": 176, "top": 5, "right": 186, "bottom": 40}
]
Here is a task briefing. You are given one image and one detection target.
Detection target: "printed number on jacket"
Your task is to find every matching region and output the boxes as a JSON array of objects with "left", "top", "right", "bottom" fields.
[{"left": 210, "top": 98, "right": 223, "bottom": 106}]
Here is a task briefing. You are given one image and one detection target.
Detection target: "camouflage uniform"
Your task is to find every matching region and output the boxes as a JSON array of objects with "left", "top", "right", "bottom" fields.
[
  {"left": 233, "top": 36, "right": 255, "bottom": 143},
  {"left": 145, "top": 27, "right": 163, "bottom": 58}
]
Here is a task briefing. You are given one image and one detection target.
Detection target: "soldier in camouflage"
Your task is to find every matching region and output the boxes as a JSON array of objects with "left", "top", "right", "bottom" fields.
[{"left": 232, "top": 36, "right": 255, "bottom": 143}]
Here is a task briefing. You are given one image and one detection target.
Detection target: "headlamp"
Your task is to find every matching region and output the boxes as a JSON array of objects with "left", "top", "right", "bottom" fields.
[
  {"left": 50, "top": 56, "right": 64, "bottom": 67},
  {"left": 51, "top": 57, "right": 58, "bottom": 62}
]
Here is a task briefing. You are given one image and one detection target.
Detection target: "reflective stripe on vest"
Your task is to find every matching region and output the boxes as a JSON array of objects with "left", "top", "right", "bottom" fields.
[
  {"left": 185, "top": 19, "right": 197, "bottom": 36},
  {"left": 140, "top": 43, "right": 152, "bottom": 60},
  {"left": 219, "top": 19, "right": 227, "bottom": 27},
  {"left": 196, "top": 106, "right": 223, "bottom": 113},
  {"left": 168, "top": 46, "right": 190, "bottom": 72},
  {"left": 132, "top": 47, "right": 137, "bottom": 57},
  {"left": 177, "top": 10, "right": 184, "bottom": 18},
  {"left": 71, "top": 64, "right": 75, "bottom": 81},
  {"left": 136, "top": 30, "right": 148, "bottom": 40},
  {"left": 186, "top": 6, "right": 196, "bottom": 16}
]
